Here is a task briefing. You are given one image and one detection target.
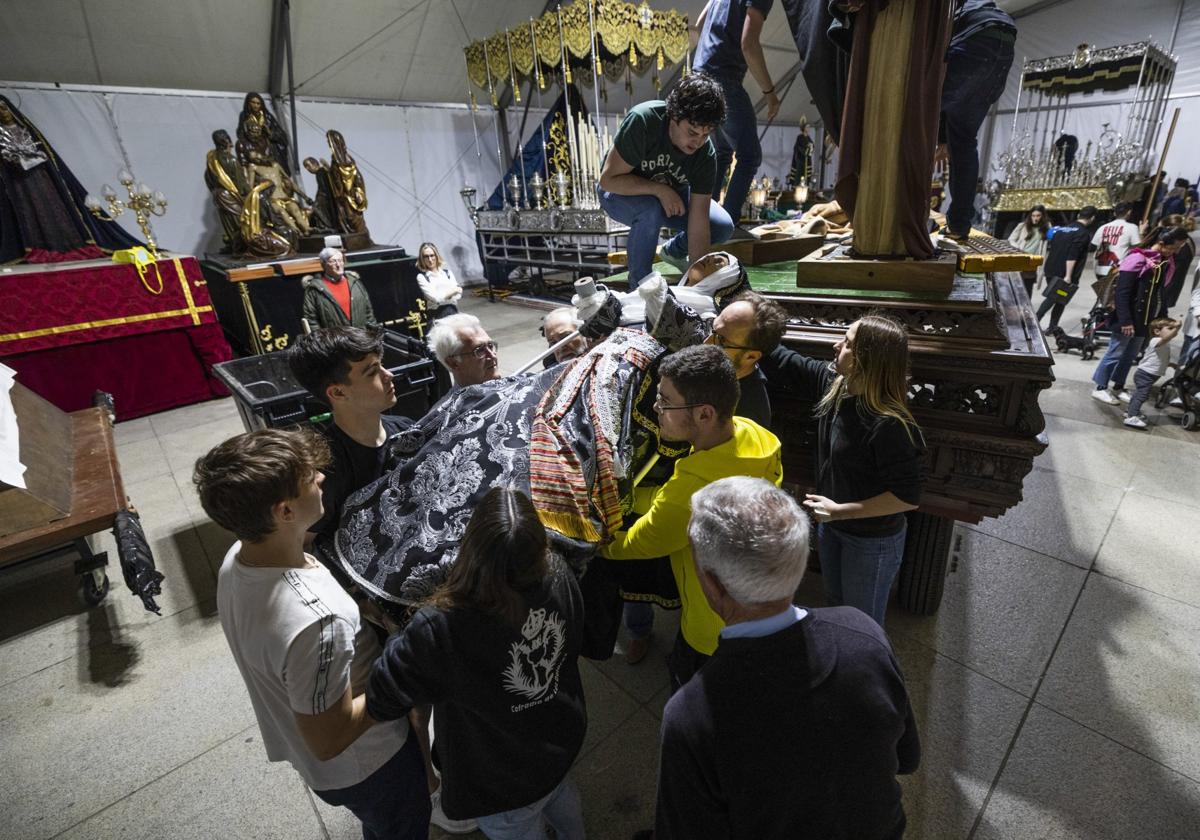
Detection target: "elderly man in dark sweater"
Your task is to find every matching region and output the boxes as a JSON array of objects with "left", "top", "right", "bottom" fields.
[{"left": 654, "top": 476, "right": 920, "bottom": 839}]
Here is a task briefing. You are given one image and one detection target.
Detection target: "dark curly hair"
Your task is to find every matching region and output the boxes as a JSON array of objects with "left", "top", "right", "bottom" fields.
[{"left": 666, "top": 72, "right": 726, "bottom": 129}]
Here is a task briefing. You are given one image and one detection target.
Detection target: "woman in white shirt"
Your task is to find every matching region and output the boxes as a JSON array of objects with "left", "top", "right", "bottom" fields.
[
  {"left": 416, "top": 242, "right": 463, "bottom": 321},
  {"left": 1007, "top": 204, "right": 1048, "bottom": 298}
]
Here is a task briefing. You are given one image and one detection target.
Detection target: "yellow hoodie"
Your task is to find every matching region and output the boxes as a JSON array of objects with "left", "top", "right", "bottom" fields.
[{"left": 602, "top": 417, "right": 783, "bottom": 654}]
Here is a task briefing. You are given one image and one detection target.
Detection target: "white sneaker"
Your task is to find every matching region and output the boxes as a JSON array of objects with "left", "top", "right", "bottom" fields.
[
  {"left": 1170, "top": 396, "right": 1184, "bottom": 407},
  {"left": 1091, "top": 389, "right": 1120, "bottom": 405},
  {"left": 1116, "top": 390, "right": 1132, "bottom": 404},
  {"left": 1123, "top": 415, "right": 1149, "bottom": 429},
  {"left": 430, "top": 789, "right": 478, "bottom": 834}
]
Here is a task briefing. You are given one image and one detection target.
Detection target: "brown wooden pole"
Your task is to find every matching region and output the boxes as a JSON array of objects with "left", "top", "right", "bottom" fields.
[{"left": 1142, "top": 106, "right": 1180, "bottom": 227}]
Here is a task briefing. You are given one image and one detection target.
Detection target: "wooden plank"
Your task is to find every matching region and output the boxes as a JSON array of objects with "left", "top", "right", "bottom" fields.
[
  {"left": 0, "top": 408, "right": 124, "bottom": 566},
  {"left": 796, "top": 247, "right": 957, "bottom": 294},
  {"left": 0, "top": 384, "right": 73, "bottom": 537}
]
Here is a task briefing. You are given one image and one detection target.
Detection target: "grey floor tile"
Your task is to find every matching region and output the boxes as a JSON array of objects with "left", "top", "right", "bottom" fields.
[
  {"left": 574, "top": 709, "right": 662, "bottom": 837},
  {"left": 592, "top": 606, "right": 677, "bottom": 704},
  {"left": 0, "top": 605, "right": 255, "bottom": 840},
  {"left": 1037, "top": 574, "right": 1200, "bottom": 781},
  {"left": 158, "top": 415, "right": 248, "bottom": 477},
  {"left": 148, "top": 396, "right": 239, "bottom": 438},
  {"left": 115, "top": 434, "right": 173, "bottom": 485},
  {"left": 1124, "top": 434, "right": 1200, "bottom": 511},
  {"left": 52, "top": 727, "right": 325, "bottom": 840},
  {"left": 1036, "top": 377, "right": 1129, "bottom": 431},
  {"left": 0, "top": 474, "right": 217, "bottom": 687},
  {"left": 112, "top": 416, "right": 156, "bottom": 446},
  {"left": 889, "top": 528, "right": 1086, "bottom": 696},
  {"left": 646, "top": 684, "right": 670, "bottom": 721},
  {"left": 578, "top": 659, "right": 641, "bottom": 759},
  {"left": 973, "top": 467, "right": 1124, "bottom": 569},
  {"left": 1095, "top": 492, "right": 1200, "bottom": 606},
  {"left": 889, "top": 634, "right": 1029, "bottom": 840},
  {"left": 1034, "top": 413, "right": 1143, "bottom": 488},
  {"left": 973, "top": 705, "right": 1200, "bottom": 840}
]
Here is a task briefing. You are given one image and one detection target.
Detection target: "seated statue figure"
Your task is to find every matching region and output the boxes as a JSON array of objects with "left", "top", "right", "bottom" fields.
[
  {"left": 204, "top": 129, "right": 248, "bottom": 253},
  {"left": 326, "top": 129, "right": 371, "bottom": 240}
]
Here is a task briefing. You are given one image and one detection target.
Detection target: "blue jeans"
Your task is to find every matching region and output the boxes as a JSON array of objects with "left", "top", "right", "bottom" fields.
[
  {"left": 1092, "top": 331, "right": 1147, "bottom": 392},
  {"left": 624, "top": 601, "right": 654, "bottom": 640},
  {"left": 597, "top": 186, "right": 733, "bottom": 287},
  {"left": 710, "top": 74, "right": 761, "bottom": 221},
  {"left": 475, "top": 777, "right": 585, "bottom": 840},
  {"left": 312, "top": 735, "right": 431, "bottom": 840},
  {"left": 818, "top": 522, "right": 907, "bottom": 628},
  {"left": 941, "top": 34, "right": 1014, "bottom": 233}
]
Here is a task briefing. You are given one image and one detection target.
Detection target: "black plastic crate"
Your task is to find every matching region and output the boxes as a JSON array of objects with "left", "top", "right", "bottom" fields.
[{"left": 213, "top": 331, "right": 442, "bottom": 432}]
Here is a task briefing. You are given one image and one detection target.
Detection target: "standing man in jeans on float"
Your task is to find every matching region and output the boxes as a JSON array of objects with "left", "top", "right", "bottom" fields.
[
  {"left": 691, "top": 0, "right": 781, "bottom": 228},
  {"left": 598, "top": 73, "right": 732, "bottom": 288},
  {"left": 938, "top": 0, "right": 1017, "bottom": 239}
]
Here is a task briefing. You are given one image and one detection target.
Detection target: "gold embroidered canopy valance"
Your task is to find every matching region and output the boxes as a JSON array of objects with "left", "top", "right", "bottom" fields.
[{"left": 464, "top": 0, "right": 689, "bottom": 103}]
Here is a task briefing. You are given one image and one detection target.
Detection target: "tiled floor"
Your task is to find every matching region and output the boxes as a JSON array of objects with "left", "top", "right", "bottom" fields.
[{"left": 2, "top": 283, "right": 1199, "bottom": 839}]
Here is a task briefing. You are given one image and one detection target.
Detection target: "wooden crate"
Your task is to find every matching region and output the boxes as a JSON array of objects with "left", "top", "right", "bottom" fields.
[{"left": 795, "top": 246, "right": 957, "bottom": 294}]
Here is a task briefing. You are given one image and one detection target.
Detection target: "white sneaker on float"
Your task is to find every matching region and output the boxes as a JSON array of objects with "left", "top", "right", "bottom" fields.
[
  {"left": 429, "top": 789, "right": 478, "bottom": 834},
  {"left": 1123, "top": 415, "right": 1149, "bottom": 430},
  {"left": 1091, "top": 389, "right": 1120, "bottom": 405}
]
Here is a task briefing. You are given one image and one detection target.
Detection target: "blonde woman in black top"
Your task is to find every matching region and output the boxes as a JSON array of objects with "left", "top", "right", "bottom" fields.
[{"left": 761, "top": 314, "right": 924, "bottom": 627}]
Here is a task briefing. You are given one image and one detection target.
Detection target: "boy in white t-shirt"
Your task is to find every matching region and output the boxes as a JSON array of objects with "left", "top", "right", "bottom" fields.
[
  {"left": 194, "top": 428, "right": 429, "bottom": 838},
  {"left": 1124, "top": 317, "right": 1181, "bottom": 429}
]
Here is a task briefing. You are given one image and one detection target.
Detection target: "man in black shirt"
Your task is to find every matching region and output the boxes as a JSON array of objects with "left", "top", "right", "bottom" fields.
[
  {"left": 1036, "top": 206, "right": 1097, "bottom": 330},
  {"left": 288, "top": 327, "right": 407, "bottom": 542},
  {"left": 706, "top": 290, "right": 787, "bottom": 428},
  {"left": 655, "top": 476, "right": 919, "bottom": 839}
]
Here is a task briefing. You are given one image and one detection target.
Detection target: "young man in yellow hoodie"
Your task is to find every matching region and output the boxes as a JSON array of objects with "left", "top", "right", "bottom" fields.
[{"left": 602, "top": 344, "right": 783, "bottom": 691}]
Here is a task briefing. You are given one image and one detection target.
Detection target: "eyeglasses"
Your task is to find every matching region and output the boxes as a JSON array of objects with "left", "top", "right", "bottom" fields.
[
  {"left": 450, "top": 340, "right": 498, "bottom": 359},
  {"left": 707, "top": 331, "right": 755, "bottom": 351},
  {"left": 653, "top": 394, "right": 704, "bottom": 412}
]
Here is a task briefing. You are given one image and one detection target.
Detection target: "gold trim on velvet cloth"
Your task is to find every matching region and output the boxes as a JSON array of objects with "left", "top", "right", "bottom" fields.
[
  {"left": 172, "top": 258, "right": 203, "bottom": 326},
  {"left": 0, "top": 306, "right": 215, "bottom": 344}
]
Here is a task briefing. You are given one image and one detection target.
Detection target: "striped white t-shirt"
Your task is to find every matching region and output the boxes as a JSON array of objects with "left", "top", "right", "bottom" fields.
[{"left": 216, "top": 543, "right": 407, "bottom": 790}]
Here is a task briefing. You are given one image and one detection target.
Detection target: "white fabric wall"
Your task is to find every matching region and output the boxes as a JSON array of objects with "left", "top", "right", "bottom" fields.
[
  {"left": 986, "top": 0, "right": 1200, "bottom": 186},
  {"left": 1, "top": 84, "right": 504, "bottom": 279},
  {"left": 3, "top": 81, "right": 813, "bottom": 277}
]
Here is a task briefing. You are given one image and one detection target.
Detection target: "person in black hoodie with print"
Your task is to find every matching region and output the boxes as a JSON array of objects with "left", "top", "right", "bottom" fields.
[{"left": 367, "top": 487, "right": 587, "bottom": 840}]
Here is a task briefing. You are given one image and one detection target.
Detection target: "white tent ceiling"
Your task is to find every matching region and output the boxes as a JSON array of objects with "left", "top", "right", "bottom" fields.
[{"left": 2, "top": 0, "right": 1048, "bottom": 122}]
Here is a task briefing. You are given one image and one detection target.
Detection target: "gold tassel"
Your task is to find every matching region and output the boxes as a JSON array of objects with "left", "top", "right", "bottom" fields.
[
  {"left": 657, "top": 46, "right": 664, "bottom": 71},
  {"left": 534, "top": 509, "right": 601, "bottom": 544},
  {"left": 470, "top": 90, "right": 477, "bottom": 111},
  {"left": 629, "top": 43, "right": 636, "bottom": 65}
]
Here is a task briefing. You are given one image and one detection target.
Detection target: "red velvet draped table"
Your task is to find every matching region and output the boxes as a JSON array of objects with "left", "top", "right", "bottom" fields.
[{"left": 0, "top": 255, "right": 232, "bottom": 420}]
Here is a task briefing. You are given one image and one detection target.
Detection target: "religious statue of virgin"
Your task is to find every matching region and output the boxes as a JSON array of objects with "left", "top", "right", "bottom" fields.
[
  {"left": 236, "top": 92, "right": 292, "bottom": 173},
  {"left": 0, "top": 94, "right": 141, "bottom": 263}
]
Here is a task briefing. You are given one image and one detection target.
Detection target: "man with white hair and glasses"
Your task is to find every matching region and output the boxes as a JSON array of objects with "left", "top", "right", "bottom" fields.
[
  {"left": 652, "top": 476, "right": 920, "bottom": 839},
  {"left": 426, "top": 312, "right": 500, "bottom": 387},
  {"left": 302, "top": 246, "right": 379, "bottom": 330}
]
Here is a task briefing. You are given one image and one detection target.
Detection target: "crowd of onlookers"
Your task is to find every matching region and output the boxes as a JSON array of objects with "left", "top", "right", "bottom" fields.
[
  {"left": 193, "top": 236, "right": 932, "bottom": 839},
  {"left": 1014, "top": 182, "right": 1200, "bottom": 430}
]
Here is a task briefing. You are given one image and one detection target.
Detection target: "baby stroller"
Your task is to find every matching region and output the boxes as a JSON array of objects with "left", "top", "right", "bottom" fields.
[
  {"left": 1046, "top": 303, "right": 1112, "bottom": 361},
  {"left": 1155, "top": 338, "right": 1200, "bottom": 430}
]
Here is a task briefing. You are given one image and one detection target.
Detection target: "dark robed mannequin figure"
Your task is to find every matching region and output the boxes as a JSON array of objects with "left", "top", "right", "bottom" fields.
[{"left": 0, "top": 94, "right": 142, "bottom": 264}]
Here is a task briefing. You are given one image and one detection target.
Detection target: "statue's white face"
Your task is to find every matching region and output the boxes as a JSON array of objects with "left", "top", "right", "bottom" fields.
[{"left": 685, "top": 253, "right": 729, "bottom": 284}]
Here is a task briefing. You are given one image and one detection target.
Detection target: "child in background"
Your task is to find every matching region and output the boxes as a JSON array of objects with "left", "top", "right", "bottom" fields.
[{"left": 1125, "top": 317, "right": 1181, "bottom": 429}]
